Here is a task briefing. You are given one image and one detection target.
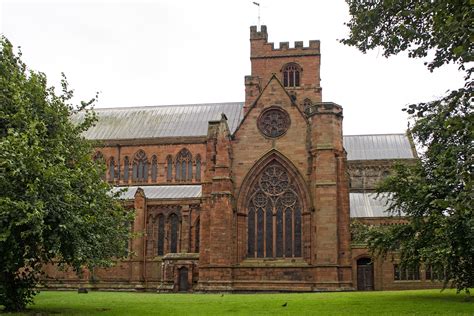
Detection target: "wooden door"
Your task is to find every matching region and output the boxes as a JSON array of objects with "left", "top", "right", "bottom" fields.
[
  {"left": 357, "top": 258, "right": 374, "bottom": 291},
  {"left": 178, "top": 267, "right": 188, "bottom": 292}
]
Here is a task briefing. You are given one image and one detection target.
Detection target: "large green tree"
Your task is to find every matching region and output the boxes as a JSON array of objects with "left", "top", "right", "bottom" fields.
[
  {"left": 342, "top": 0, "right": 473, "bottom": 294},
  {"left": 0, "top": 37, "right": 133, "bottom": 311}
]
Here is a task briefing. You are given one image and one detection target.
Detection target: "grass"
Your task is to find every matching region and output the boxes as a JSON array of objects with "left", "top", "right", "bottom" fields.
[{"left": 3, "top": 289, "right": 472, "bottom": 315}]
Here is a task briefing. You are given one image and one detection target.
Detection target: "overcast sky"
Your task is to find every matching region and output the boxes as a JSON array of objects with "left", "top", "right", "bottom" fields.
[{"left": 1, "top": 0, "right": 465, "bottom": 135}]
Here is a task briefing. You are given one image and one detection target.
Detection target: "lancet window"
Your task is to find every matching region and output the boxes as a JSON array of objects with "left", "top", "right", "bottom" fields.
[
  {"left": 247, "top": 162, "right": 302, "bottom": 258},
  {"left": 132, "top": 150, "right": 148, "bottom": 182},
  {"left": 123, "top": 156, "right": 130, "bottom": 182},
  {"left": 195, "top": 219, "right": 200, "bottom": 253},
  {"left": 283, "top": 63, "right": 301, "bottom": 88},
  {"left": 176, "top": 148, "right": 192, "bottom": 181},
  {"left": 195, "top": 155, "right": 201, "bottom": 181},
  {"left": 170, "top": 213, "right": 179, "bottom": 253},
  {"left": 151, "top": 155, "right": 158, "bottom": 182},
  {"left": 166, "top": 155, "right": 173, "bottom": 181},
  {"left": 109, "top": 157, "right": 116, "bottom": 181}
]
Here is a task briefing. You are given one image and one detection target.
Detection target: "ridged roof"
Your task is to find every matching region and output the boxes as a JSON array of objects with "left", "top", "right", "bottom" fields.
[
  {"left": 344, "top": 134, "right": 415, "bottom": 160},
  {"left": 350, "top": 193, "right": 404, "bottom": 218},
  {"left": 77, "top": 102, "right": 415, "bottom": 161},
  {"left": 112, "top": 185, "right": 201, "bottom": 200},
  {"left": 74, "top": 102, "right": 244, "bottom": 140}
]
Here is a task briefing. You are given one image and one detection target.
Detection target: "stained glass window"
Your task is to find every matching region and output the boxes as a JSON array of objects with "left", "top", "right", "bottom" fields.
[{"left": 247, "top": 162, "right": 303, "bottom": 258}]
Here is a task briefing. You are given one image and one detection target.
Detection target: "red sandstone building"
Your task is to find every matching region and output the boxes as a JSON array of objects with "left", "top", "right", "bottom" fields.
[{"left": 47, "top": 26, "right": 441, "bottom": 292}]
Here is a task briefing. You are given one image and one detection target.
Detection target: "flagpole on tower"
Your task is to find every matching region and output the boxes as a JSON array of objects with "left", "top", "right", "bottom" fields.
[{"left": 252, "top": 2, "right": 260, "bottom": 29}]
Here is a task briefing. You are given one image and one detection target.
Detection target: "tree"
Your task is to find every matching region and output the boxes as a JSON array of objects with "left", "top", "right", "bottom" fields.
[
  {"left": 342, "top": 0, "right": 473, "bottom": 294},
  {"left": 0, "top": 37, "right": 133, "bottom": 312}
]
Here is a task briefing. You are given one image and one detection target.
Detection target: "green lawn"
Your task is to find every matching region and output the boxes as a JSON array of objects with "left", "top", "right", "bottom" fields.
[{"left": 3, "top": 289, "right": 472, "bottom": 315}]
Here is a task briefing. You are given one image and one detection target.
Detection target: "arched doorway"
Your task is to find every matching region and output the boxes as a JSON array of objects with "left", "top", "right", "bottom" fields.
[
  {"left": 357, "top": 257, "right": 374, "bottom": 291},
  {"left": 178, "top": 267, "right": 189, "bottom": 292}
]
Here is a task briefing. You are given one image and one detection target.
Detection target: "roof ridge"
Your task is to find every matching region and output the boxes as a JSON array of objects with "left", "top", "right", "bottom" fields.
[
  {"left": 93, "top": 102, "right": 244, "bottom": 111},
  {"left": 343, "top": 133, "right": 406, "bottom": 137}
]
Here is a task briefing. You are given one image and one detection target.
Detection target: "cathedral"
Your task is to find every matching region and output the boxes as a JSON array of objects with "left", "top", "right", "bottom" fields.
[{"left": 46, "top": 26, "right": 441, "bottom": 292}]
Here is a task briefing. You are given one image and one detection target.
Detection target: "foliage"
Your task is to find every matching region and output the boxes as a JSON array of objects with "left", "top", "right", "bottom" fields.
[
  {"left": 342, "top": 0, "right": 473, "bottom": 77},
  {"left": 342, "top": 0, "right": 473, "bottom": 294},
  {"left": 0, "top": 36, "right": 133, "bottom": 312},
  {"left": 4, "top": 289, "right": 472, "bottom": 315}
]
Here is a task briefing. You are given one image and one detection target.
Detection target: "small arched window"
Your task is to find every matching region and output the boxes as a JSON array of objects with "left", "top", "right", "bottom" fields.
[
  {"left": 195, "top": 219, "right": 200, "bottom": 253},
  {"left": 109, "top": 157, "right": 115, "bottom": 181},
  {"left": 195, "top": 154, "right": 201, "bottom": 181},
  {"left": 123, "top": 156, "right": 130, "bottom": 182},
  {"left": 151, "top": 155, "right": 158, "bottom": 182},
  {"left": 176, "top": 148, "right": 192, "bottom": 181},
  {"left": 282, "top": 63, "right": 301, "bottom": 88},
  {"left": 169, "top": 213, "right": 179, "bottom": 253},
  {"left": 133, "top": 150, "right": 148, "bottom": 182},
  {"left": 166, "top": 155, "right": 173, "bottom": 182},
  {"left": 157, "top": 215, "right": 165, "bottom": 256}
]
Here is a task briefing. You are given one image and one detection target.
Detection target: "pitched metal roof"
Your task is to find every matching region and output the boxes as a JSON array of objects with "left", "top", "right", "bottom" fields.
[
  {"left": 112, "top": 185, "right": 202, "bottom": 200},
  {"left": 350, "top": 192, "right": 404, "bottom": 218},
  {"left": 74, "top": 102, "right": 244, "bottom": 140},
  {"left": 344, "top": 134, "right": 415, "bottom": 160},
  {"left": 75, "top": 103, "right": 415, "bottom": 161}
]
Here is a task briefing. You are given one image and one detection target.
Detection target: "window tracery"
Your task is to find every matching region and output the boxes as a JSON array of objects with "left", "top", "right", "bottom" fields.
[
  {"left": 176, "top": 148, "right": 192, "bottom": 181},
  {"left": 133, "top": 150, "right": 148, "bottom": 182},
  {"left": 283, "top": 63, "right": 301, "bottom": 88},
  {"left": 257, "top": 107, "right": 290, "bottom": 138},
  {"left": 247, "top": 162, "right": 302, "bottom": 258}
]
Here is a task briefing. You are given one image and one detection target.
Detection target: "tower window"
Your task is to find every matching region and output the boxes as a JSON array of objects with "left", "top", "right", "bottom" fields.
[{"left": 282, "top": 63, "right": 301, "bottom": 88}]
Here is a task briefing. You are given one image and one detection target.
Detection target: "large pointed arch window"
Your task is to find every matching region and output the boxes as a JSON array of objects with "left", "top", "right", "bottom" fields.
[
  {"left": 176, "top": 148, "right": 192, "bottom": 181},
  {"left": 247, "top": 162, "right": 302, "bottom": 258},
  {"left": 282, "top": 63, "right": 301, "bottom": 88},
  {"left": 133, "top": 150, "right": 148, "bottom": 182}
]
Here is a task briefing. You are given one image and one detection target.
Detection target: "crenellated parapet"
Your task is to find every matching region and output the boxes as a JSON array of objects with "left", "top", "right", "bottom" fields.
[{"left": 250, "top": 25, "right": 320, "bottom": 59}]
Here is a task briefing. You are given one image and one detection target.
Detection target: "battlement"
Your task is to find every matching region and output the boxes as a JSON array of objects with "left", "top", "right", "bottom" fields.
[{"left": 250, "top": 25, "right": 320, "bottom": 58}]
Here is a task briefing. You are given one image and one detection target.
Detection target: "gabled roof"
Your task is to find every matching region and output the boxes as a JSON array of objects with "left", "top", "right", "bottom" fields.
[
  {"left": 73, "top": 102, "right": 244, "bottom": 140},
  {"left": 76, "top": 102, "right": 415, "bottom": 161},
  {"left": 344, "top": 134, "right": 415, "bottom": 160}
]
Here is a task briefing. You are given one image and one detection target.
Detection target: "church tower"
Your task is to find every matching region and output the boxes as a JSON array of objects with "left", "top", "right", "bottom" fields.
[{"left": 245, "top": 25, "right": 322, "bottom": 115}]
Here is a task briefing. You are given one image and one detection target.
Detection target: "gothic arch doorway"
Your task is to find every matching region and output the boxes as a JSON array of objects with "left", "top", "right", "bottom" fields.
[
  {"left": 245, "top": 160, "right": 304, "bottom": 259},
  {"left": 357, "top": 257, "right": 374, "bottom": 291}
]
